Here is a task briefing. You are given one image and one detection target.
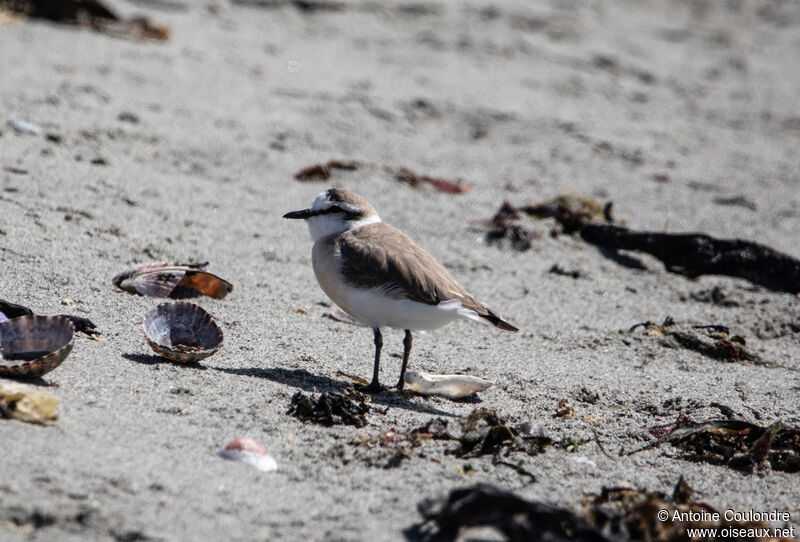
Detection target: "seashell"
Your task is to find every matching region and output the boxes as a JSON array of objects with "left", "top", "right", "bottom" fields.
[
  {"left": 403, "top": 371, "right": 493, "bottom": 399},
  {"left": 217, "top": 437, "right": 278, "bottom": 472},
  {"left": 142, "top": 302, "right": 223, "bottom": 363},
  {"left": 0, "top": 316, "right": 75, "bottom": 378},
  {"left": 0, "top": 381, "right": 60, "bottom": 423},
  {"left": 515, "top": 421, "right": 547, "bottom": 438},
  {"left": 0, "top": 299, "right": 99, "bottom": 338},
  {"left": 113, "top": 262, "right": 233, "bottom": 299}
]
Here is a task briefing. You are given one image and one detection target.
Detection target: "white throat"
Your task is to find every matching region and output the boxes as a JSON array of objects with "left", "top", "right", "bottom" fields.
[{"left": 308, "top": 214, "right": 381, "bottom": 242}]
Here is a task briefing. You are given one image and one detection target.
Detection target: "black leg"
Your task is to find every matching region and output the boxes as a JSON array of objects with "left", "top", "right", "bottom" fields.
[
  {"left": 362, "top": 327, "right": 385, "bottom": 393},
  {"left": 396, "top": 329, "right": 413, "bottom": 390}
]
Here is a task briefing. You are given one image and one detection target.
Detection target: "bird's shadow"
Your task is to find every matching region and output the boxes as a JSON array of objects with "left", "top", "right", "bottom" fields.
[
  {"left": 121, "top": 353, "right": 208, "bottom": 370},
  {"left": 211, "top": 366, "right": 462, "bottom": 418}
]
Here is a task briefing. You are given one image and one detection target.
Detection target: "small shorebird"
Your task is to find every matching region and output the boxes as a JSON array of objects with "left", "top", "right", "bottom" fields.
[{"left": 284, "top": 188, "right": 518, "bottom": 392}]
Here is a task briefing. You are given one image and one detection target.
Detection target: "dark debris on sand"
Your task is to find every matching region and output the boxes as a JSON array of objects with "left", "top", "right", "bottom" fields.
[
  {"left": 484, "top": 193, "right": 800, "bottom": 293},
  {"left": 351, "top": 418, "right": 451, "bottom": 468},
  {"left": 407, "top": 478, "right": 795, "bottom": 542},
  {"left": 1, "top": 0, "right": 170, "bottom": 41},
  {"left": 454, "top": 408, "right": 551, "bottom": 459},
  {"left": 631, "top": 413, "right": 800, "bottom": 474},
  {"left": 350, "top": 409, "right": 553, "bottom": 469},
  {"left": 293, "top": 158, "right": 469, "bottom": 194},
  {"left": 287, "top": 388, "right": 370, "bottom": 427},
  {"left": 407, "top": 484, "right": 610, "bottom": 542},
  {"left": 627, "top": 316, "right": 787, "bottom": 369}
]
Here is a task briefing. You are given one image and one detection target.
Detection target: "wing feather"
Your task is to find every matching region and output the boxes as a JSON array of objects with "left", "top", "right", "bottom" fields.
[{"left": 337, "top": 223, "right": 482, "bottom": 310}]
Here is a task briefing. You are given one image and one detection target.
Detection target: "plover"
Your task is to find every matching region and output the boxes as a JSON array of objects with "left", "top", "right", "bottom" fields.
[{"left": 284, "top": 188, "right": 518, "bottom": 392}]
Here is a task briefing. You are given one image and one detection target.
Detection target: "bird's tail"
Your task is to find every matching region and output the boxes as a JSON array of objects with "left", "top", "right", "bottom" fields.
[{"left": 479, "top": 309, "right": 519, "bottom": 332}]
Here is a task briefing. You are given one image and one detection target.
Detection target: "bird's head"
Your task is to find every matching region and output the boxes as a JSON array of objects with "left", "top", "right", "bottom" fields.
[{"left": 283, "top": 188, "right": 381, "bottom": 241}]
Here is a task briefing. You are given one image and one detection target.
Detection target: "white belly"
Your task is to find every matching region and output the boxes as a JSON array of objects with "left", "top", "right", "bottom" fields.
[{"left": 341, "top": 287, "right": 464, "bottom": 330}]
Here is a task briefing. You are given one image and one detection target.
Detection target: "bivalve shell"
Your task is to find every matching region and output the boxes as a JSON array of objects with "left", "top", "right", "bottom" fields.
[
  {"left": 217, "top": 437, "right": 278, "bottom": 472},
  {"left": 113, "top": 262, "right": 233, "bottom": 299},
  {"left": 403, "top": 371, "right": 493, "bottom": 399},
  {"left": 0, "top": 316, "right": 75, "bottom": 378},
  {"left": 142, "top": 302, "right": 223, "bottom": 363}
]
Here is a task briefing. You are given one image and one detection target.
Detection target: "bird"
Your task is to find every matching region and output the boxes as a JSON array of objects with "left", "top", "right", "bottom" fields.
[{"left": 284, "top": 188, "right": 518, "bottom": 393}]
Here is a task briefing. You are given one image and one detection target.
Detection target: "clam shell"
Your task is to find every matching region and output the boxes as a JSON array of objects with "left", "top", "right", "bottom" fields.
[
  {"left": 0, "top": 316, "right": 75, "bottom": 378},
  {"left": 113, "top": 262, "right": 233, "bottom": 299},
  {"left": 217, "top": 437, "right": 278, "bottom": 472},
  {"left": 403, "top": 371, "right": 493, "bottom": 399},
  {"left": 142, "top": 302, "right": 223, "bottom": 363}
]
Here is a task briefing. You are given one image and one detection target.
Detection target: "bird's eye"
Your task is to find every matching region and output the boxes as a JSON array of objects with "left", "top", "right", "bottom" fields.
[{"left": 329, "top": 206, "right": 343, "bottom": 213}]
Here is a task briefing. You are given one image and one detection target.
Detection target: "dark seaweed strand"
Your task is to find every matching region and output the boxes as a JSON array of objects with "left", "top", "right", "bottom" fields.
[{"left": 581, "top": 224, "right": 800, "bottom": 293}]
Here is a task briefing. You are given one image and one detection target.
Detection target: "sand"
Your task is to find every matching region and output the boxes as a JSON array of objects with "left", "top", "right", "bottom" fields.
[{"left": 1, "top": 0, "right": 799, "bottom": 540}]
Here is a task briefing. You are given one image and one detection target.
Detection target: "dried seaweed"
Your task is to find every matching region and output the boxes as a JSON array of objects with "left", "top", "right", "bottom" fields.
[
  {"left": 452, "top": 409, "right": 551, "bottom": 458},
  {"left": 0, "top": 0, "right": 170, "bottom": 41},
  {"left": 555, "top": 398, "right": 576, "bottom": 418},
  {"left": 408, "top": 484, "right": 610, "bottom": 542},
  {"left": 483, "top": 195, "right": 612, "bottom": 250},
  {"left": 350, "top": 410, "right": 552, "bottom": 469},
  {"left": 351, "top": 418, "right": 450, "bottom": 468},
  {"left": 584, "top": 477, "right": 794, "bottom": 542},
  {"left": 294, "top": 159, "right": 359, "bottom": 181},
  {"left": 627, "top": 317, "right": 783, "bottom": 369},
  {"left": 629, "top": 414, "right": 800, "bottom": 473},
  {"left": 520, "top": 194, "right": 612, "bottom": 234},
  {"left": 394, "top": 168, "right": 470, "bottom": 194},
  {"left": 484, "top": 193, "right": 800, "bottom": 293},
  {"left": 287, "top": 389, "right": 370, "bottom": 427},
  {"left": 292, "top": 159, "right": 470, "bottom": 194},
  {"left": 408, "top": 479, "right": 795, "bottom": 542},
  {"left": 582, "top": 224, "right": 800, "bottom": 294}
]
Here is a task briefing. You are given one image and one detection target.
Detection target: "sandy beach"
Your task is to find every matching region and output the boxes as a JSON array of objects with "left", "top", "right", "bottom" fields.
[{"left": 1, "top": 0, "right": 799, "bottom": 540}]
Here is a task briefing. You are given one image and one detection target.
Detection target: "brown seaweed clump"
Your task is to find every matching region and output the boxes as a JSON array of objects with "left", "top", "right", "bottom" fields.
[
  {"left": 631, "top": 414, "right": 800, "bottom": 474},
  {"left": 287, "top": 389, "right": 370, "bottom": 427}
]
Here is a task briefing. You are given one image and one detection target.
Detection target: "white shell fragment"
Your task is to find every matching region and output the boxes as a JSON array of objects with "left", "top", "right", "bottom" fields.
[
  {"left": 217, "top": 437, "right": 278, "bottom": 472},
  {"left": 8, "top": 118, "right": 41, "bottom": 135},
  {"left": 403, "top": 371, "right": 493, "bottom": 399}
]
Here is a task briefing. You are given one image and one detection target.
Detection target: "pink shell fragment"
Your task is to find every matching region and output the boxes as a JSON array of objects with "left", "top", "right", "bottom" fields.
[{"left": 217, "top": 437, "right": 278, "bottom": 472}]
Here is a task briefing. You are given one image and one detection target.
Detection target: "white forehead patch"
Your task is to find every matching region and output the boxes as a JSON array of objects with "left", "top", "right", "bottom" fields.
[{"left": 310, "top": 191, "right": 331, "bottom": 211}]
